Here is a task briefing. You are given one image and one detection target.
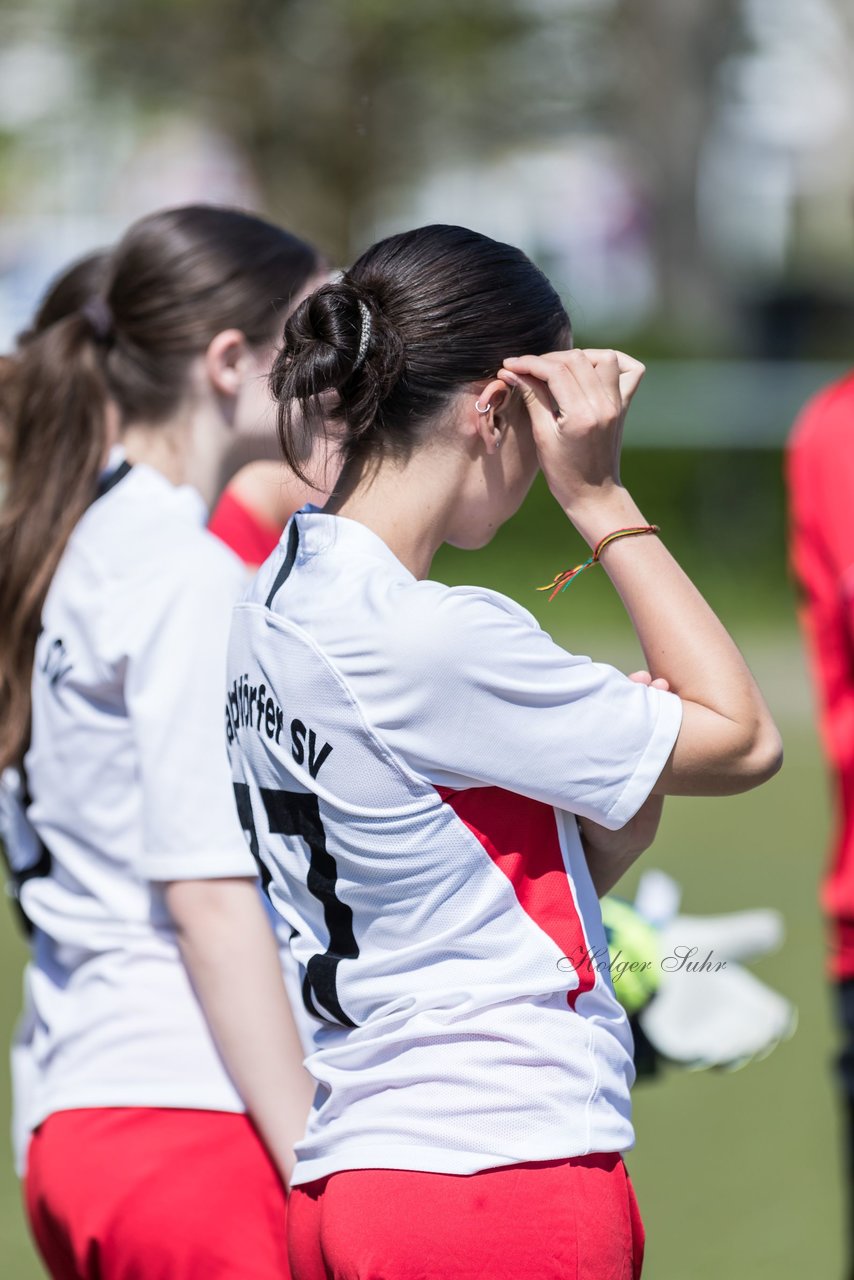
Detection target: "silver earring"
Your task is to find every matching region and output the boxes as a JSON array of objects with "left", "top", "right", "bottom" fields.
[
  {"left": 475, "top": 400, "right": 492, "bottom": 414},
  {"left": 494, "top": 431, "right": 502, "bottom": 449}
]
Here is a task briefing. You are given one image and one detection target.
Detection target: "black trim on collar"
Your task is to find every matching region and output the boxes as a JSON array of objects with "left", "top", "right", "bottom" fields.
[
  {"left": 95, "top": 459, "right": 132, "bottom": 501},
  {"left": 265, "top": 519, "right": 300, "bottom": 609}
]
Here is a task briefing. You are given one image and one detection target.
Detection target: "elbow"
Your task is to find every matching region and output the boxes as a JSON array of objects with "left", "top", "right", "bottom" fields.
[{"left": 735, "top": 722, "right": 784, "bottom": 790}]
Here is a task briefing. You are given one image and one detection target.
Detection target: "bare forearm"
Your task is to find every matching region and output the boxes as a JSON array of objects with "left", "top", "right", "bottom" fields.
[
  {"left": 569, "top": 490, "right": 754, "bottom": 711},
  {"left": 579, "top": 788, "right": 664, "bottom": 897},
  {"left": 166, "top": 878, "right": 314, "bottom": 1183},
  {"left": 583, "top": 837, "right": 645, "bottom": 898},
  {"left": 567, "top": 488, "right": 783, "bottom": 793}
]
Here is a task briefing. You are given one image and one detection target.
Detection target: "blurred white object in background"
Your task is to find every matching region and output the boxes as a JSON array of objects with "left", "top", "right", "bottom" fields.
[{"left": 634, "top": 869, "right": 797, "bottom": 1072}]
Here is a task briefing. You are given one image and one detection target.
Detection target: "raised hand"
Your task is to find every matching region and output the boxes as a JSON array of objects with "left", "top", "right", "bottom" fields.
[{"left": 498, "top": 348, "right": 645, "bottom": 515}]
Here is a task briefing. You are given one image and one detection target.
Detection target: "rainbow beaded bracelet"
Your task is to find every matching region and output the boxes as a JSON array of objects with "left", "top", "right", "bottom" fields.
[{"left": 538, "top": 525, "right": 660, "bottom": 601}]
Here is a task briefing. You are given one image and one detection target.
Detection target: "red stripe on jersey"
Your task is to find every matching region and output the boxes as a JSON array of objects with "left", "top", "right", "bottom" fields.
[{"left": 436, "top": 786, "right": 595, "bottom": 1008}]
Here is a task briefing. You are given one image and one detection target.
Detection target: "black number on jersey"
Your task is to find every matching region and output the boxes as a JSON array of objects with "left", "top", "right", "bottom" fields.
[
  {"left": 232, "top": 782, "right": 272, "bottom": 895},
  {"left": 260, "top": 789, "right": 359, "bottom": 1030},
  {"left": 232, "top": 782, "right": 359, "bottom": 1029}
]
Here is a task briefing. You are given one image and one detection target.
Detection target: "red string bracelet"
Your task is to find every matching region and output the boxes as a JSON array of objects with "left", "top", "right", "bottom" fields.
[{"left": 537, "top": 525, "right": 660, "bottom": 601}]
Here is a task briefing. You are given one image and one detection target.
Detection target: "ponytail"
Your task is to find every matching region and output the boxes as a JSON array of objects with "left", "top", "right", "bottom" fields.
[{"left": 0, "top": 312, "right": 108, "bottom": 769}]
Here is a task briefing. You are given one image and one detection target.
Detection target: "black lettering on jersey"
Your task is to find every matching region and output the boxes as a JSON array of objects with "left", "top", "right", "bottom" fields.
[
  {"left": 226, "top": 679, "right": 332, "bottom": 777},
  {"left": 307, "top": 731, "right": 332, "bottom": 780},
  {"left": 40, "top": 636, "right": 73, "bottom": 687},
  {"left": 290, "top": 720, "right": 333, "bottom": 779},
  {"left": 290, "top": 719, "right": 306, "bottom": 765},
  {"left": 226, "top": 684, "right": 240, "bottom": 745},
  {"left": 260, "top": 789, "right": 358, "bottom": 1029}
]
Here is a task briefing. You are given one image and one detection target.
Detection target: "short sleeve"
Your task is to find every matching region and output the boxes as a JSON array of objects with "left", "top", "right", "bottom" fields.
[
  {"left": 382, "top": 586, "right": 683, "bottom": 830},
  {"left": 123, "top": 536, "right": 257, "bottom": 880}
]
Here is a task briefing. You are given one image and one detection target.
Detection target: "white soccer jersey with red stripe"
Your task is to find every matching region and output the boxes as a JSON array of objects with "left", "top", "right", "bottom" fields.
[{"left": 227, "top": 511, "right": 683, "bottom": 1184}]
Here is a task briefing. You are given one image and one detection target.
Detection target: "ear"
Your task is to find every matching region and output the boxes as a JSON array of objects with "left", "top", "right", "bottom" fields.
[
  {"left": 204, "top": 329, "right": 255, "bottom": 399},
  {"left": 468, "top": 378, "right": 513, "bottom": 455}
]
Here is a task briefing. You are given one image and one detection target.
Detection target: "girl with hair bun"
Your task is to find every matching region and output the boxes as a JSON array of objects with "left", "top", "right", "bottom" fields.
[
  {"left": 0, "top": 208, "right": 327, "bottom": 1279},
  {"left": 228, "top": 223, "right": 783, "bottom": 1279}
]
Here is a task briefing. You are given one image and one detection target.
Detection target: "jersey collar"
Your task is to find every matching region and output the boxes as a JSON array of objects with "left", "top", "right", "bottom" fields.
[{"left": 292, "top": 510, "right": 416, "bottom": 580}]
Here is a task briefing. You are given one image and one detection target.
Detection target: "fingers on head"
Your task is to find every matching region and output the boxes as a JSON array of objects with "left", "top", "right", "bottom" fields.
[
  {"left": 508, "top": 355, "right": 590, "bottom": 420},
  {"left": 501, "top": 351, "right": 621, "bottom": 428},
  {"left": 578, "top": 348, "right": 619, "bottom": 368},
  {"left": 499, "top": 363, "right": 571, "bottom": 425},
  {"left": 614, "top": 350, "right": 646, "bottom": 377}
]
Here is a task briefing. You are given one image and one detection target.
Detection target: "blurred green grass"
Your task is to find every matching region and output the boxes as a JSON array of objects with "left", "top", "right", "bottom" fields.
[
  {"left": 626, "top": 705, "right": 840, "bottom": 1280},
  {"left": 0, "top": 460, "right": 844, "bottom": 1278},
  {"left": 0, "top": 932, "right": 29, "bottom": 1274}
]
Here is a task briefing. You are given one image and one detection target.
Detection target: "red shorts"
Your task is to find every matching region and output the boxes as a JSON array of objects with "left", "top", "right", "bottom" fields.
[
  {"left": 288, "top": 1152, "right": 644, "bottom": 1280},
  {"left": 24, "top": 1108, "right": 290, "bottom": 1280}
]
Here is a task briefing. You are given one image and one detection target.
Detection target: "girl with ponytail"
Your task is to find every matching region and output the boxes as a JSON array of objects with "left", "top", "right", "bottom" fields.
[
  {"left": 229, "top": 224, "right": 783, "bottom": 1279},
  {"left": 0, "top": 208, "right": 326, "bottom": 1279}
]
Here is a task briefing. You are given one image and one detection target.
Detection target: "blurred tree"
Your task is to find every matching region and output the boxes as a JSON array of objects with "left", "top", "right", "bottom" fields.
[
  {"left": 610, "top": 0, "right": 740, "bottom": 329},
  {"left": 57, "top": 0, "right": 607, "bottom": 261}
]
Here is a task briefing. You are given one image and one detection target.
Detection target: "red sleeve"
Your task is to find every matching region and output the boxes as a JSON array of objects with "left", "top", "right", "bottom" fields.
[{"left": 208, "top": 488, "right": 282, "bottom": 569}]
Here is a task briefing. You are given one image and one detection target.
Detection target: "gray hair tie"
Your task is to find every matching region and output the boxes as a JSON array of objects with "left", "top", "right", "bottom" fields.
[{"left": 81, "top": 297, "right": 114, "bottom": 343}]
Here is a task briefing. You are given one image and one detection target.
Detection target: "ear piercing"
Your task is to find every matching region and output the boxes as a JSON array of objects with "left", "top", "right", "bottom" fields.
[{"left": 475, "top": 399, "right": 501, "bottom": 447}]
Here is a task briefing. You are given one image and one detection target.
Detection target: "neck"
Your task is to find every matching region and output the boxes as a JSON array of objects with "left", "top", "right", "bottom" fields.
[
  {"left": 327, "top": 449, "right": 463, "bottom": 579},
  {"left": 121, "top": 411, "right": 225, "bottom": 509}
]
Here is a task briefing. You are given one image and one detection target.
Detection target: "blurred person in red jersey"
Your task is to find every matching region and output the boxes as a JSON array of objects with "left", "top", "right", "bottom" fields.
[{"left": 788, "top": 369, "right": 854, "bottom": 1280}]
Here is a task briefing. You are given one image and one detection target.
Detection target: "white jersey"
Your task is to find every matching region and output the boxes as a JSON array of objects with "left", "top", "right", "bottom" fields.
[
  {"left": 227, "top": 511, "right": 683, "bottom": 1185},
  {"left": 10, "top": 460, "right": 285, "bottom": 1161}
]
